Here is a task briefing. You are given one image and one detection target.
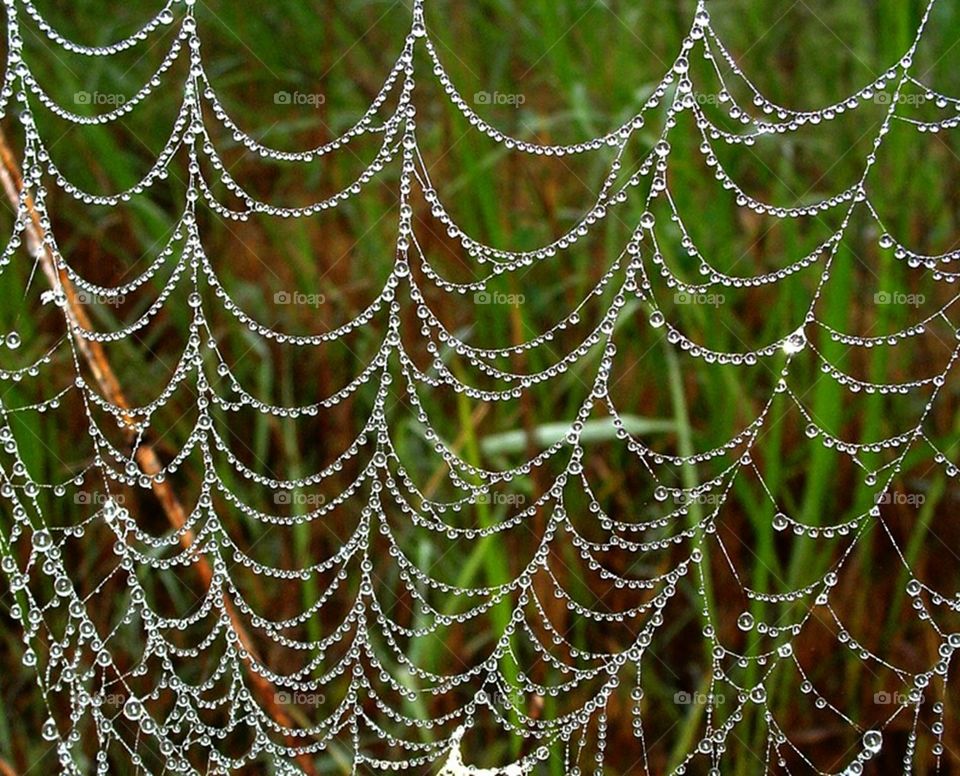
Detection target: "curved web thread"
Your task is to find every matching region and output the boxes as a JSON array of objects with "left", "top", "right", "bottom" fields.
[{"left": 0, "top": 0, "right": 957, "bottom": 774}]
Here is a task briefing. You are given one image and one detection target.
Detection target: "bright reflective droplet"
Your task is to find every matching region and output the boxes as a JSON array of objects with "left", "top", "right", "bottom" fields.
[
  {"left": 781, "top": 327, "right": 806, "bottom": 355},
  {"left": 32, "top": 529, "right": 53, "bottom": 551},
  {"left": 42, "top": 717, "right": 58, "bottom": 741},
  {"left": 123, "top": 697, "right": 144, "bottom": 721}
]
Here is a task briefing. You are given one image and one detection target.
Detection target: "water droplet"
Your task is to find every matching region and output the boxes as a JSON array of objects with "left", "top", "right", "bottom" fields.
[
  {"left": 863, "top": 729, "right": 882, "bottom": 754},
  {"left": 781, "top": 327, "right": 806, "bottom": 355},
  {"left": 42, "top": 717, "right": 58, "bottom": 741},
  {"left": 123, "top": 697, "right": 144, "bottom": 721},
  {"left": 737, "top": 612, "right": 755, "bottom": 632},
  {"left": 54, "top": 575, "right": 72, "bottom": 597},
  {"left": 31, "top": 529, "right": 52, "bottom": 551}
]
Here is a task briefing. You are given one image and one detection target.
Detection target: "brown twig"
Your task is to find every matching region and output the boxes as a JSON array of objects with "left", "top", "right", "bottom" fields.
[{"left": 0, "top": 128, "right": 317, "bottom": 776}]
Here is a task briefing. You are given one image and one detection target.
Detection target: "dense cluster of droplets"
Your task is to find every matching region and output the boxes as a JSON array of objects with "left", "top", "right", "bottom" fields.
[{"left": 0, "top": 0, "right": 959, "bottom": 774}]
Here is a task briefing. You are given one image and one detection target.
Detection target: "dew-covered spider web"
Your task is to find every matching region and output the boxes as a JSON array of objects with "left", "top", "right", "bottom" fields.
[{"left": 1, "top": 0, "right": 960, "bottom": 773}]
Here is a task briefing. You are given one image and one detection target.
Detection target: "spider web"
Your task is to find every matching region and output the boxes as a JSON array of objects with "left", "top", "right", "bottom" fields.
[{"left": 0, "top": 0, "right": 959, "bottom": 773}]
